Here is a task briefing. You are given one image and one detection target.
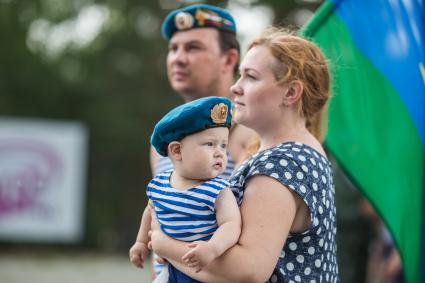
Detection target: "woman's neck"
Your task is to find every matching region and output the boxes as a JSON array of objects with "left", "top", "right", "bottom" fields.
[{"left": 257, "top": 115, "right": 311, "bottom": 151}]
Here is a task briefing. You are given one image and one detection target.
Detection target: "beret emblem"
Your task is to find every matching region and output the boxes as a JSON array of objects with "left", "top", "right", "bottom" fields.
[
  {"left": 211, "top": 103, "right": 228, "bottom": 124},
  {"left": 175, "top": 12, "right": 194, "bottom": 30},
  {"left": 195, "top": 8, "right": 233, "bottom": 27}
]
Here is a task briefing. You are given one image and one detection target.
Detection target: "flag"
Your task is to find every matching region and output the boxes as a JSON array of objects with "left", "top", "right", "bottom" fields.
[{"left": 300, "top": 0, "right": 425, "bottom": 282}]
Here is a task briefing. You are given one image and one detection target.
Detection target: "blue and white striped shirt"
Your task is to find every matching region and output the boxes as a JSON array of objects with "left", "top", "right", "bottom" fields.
[
  {"left": 152, "top": 155, "right": 235, "bottom": 274},
  {"left": 147, "top": 170, "right": 230, "bottom": 242}
]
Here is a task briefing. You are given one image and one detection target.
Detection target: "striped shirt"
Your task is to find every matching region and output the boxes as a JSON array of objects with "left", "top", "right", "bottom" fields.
[
  {"left": 152, "top": 155, "right": 235, "bottom": 275},
  {"left": 147, "top": 170, "right": 230, "bottom": 241}
]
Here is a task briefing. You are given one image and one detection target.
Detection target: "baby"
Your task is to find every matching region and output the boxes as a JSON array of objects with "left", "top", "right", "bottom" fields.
[{"left": 129, "top": 96, "right": 241, "bottom": 282}]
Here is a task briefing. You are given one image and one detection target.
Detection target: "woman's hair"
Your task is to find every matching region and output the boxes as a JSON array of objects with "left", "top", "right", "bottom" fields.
[{"left": 241, "top": 27, "right": 331, "bottom": 161}]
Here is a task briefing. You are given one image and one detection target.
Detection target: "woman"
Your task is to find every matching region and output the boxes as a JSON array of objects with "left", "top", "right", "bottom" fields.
[{"left": 149, "top": 27, "right": 339, "bottom": 283}]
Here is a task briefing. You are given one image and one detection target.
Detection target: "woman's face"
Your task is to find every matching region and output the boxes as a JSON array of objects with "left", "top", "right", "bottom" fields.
[{"left": 231, "top": 45, "right": 285, "bottom": 130}]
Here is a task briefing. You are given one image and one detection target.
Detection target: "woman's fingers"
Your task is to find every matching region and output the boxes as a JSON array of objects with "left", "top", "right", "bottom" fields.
[
  {"left": 156, "top": 256, "right": 168, "bottom": 264},
  {"left": 187, "top": 260, "right": 199, "bottom": 267},
  {"left": 182, "top": 250, "right": 194, "bottom": 262}
]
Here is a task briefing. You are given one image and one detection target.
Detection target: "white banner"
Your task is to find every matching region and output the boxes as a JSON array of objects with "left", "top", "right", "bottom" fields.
[{"left": 0, "top": 117, "right": 88, "bottom": 243}]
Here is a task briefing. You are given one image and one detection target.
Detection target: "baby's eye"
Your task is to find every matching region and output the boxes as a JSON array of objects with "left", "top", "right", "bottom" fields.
[
  {"left": 221, "top": 144, "right": 227, "bottom": 149},
  {"left": 205, "top": 142, "right": 214, "bottom": 146}
]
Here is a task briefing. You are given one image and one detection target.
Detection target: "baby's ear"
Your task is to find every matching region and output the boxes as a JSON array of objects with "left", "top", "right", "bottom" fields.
[{"left": 168, "top": 141, "right": 182, "bottom": 161}]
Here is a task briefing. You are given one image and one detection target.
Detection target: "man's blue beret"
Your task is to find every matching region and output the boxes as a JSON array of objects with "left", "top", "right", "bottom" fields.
[
  {"left": 161, "top": 4, "right": 236, "bottom": 40},
  {"left": 151, "top": 96, "right": 232, "bottom": 156}
]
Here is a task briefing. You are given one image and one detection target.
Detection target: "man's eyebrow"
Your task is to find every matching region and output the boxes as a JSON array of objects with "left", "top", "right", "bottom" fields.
[
  {"left": 170, "top": 39, "right": 205, "bottom": 46},
  {"left": 185, "top": 40, "right": 206, "bottom": 46}
]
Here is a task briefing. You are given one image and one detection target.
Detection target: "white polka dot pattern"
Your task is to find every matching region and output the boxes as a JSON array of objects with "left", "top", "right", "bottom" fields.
[{"left": 230, "top": 142, "right": 339, "bottom": 282}]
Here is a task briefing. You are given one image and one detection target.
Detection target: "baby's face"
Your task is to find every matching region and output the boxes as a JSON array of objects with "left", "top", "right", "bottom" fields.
[{"left": 179, "top": 127, "right": 229, "bottom": 180}]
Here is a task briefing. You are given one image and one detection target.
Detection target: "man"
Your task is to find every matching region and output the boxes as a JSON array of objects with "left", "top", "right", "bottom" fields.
[
  {"left": 151, "top": 3, "right": 255, "bottom": 180},
  {"left": 130, "top": 3, "right": 256, "bottom": 279}
]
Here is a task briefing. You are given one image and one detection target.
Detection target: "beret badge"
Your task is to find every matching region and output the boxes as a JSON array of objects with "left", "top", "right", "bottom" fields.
[
  {"left": 175, "top": 12, "right": 194, "bottom": 30},
  {"left": 195, "top": 8, "right": 233, "bottom": 28},
  {"left": 211, "top": 103, "right": 228, "bottom": 124}
]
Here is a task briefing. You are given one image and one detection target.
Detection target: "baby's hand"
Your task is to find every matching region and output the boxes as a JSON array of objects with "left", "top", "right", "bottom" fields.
[
  {"left": 129, "top": 242, "right": 149, "bottom": 269},
  {"left": 181, "top": 241, "right": 218, "bottom": 273}
]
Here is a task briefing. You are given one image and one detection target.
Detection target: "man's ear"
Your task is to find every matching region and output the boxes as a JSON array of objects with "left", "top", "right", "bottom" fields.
[
  {"left": 222, "top": 49, "right": 239, "bottom": 73},
  {"left": 282, "top": 80, "right": 303, "bottom": 106},
  {"left": 168, "top": 141, "right": 182, "bottom": 161}
]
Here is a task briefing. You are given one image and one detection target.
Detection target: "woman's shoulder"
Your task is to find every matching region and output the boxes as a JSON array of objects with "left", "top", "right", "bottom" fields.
[
  {"left": 236, "top": 142, "right": 332, "bottom": 197},
  {"left": 230, "top": 141, "right": 332, "bottom": 190},
  {"left": 251, "top": 142, "right": 329, "bottom": 167}
]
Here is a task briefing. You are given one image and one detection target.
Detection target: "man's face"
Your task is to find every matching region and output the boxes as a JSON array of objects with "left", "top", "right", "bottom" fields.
[{"left": 167, "top": 28, "right": 226, "bottom": 101}]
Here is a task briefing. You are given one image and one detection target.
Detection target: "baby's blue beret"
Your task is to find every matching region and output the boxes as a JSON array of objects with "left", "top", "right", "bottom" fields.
[
  {"left": 151, "top": 96, "right": 232, "bottom": 156},
  {"left": 161, "top": 4, "right": 236, "bottom": 40}
]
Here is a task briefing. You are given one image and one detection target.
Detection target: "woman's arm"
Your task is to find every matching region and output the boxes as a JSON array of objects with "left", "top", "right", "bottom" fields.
[{"left": 151, "top": 175, "right": 304, "bottom": 283}]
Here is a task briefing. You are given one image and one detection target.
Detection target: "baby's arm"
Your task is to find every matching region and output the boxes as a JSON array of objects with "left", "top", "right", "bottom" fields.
[
  {"left": 129, "top": 205, "right": 151, "bottom": 268},
  {"left": 182, "top": 188, "right": 241, "bottom": 272}
]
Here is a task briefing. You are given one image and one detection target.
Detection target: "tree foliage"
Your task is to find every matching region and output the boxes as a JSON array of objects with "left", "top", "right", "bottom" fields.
[{"left": 0, "top": 0, "right": 321, "bottom": 250}]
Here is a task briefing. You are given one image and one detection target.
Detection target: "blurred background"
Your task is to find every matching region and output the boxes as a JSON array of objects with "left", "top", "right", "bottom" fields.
[{"left": 0, "top": 0, "right": 401, "bottom": 282}]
